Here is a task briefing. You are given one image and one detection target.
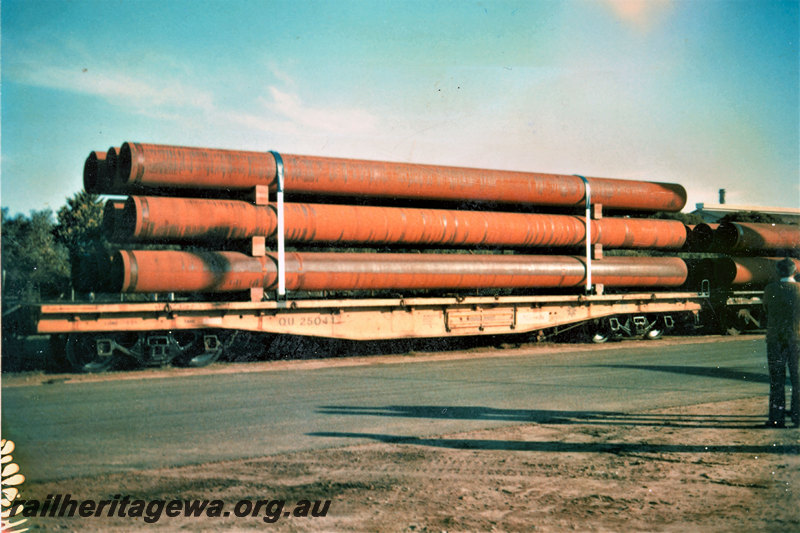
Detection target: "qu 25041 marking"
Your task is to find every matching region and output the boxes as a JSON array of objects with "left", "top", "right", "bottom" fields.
[{"left": 277, "top": 316, "right": 330, "bottom": 327}]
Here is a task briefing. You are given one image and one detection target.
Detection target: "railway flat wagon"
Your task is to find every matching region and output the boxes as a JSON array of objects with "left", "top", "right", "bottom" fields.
[
  {"left": 12, "top": 142, "right": 796, "bottom": 371},
  {"left": 33, "top": 290, "right": 709, "bottom": 370}
]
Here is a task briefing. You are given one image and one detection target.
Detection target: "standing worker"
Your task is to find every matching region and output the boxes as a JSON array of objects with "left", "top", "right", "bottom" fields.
[{"left": 762, "top": 258, "right": 800, "bottom": 428}]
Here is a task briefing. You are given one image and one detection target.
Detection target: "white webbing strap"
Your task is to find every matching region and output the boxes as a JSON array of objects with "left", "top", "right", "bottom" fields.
[
  {"left": 271, "top": 151, "right": 286, "bottom": 298},
  {"left": 575, "top": 175, "right": 592, "bottom": 293}
]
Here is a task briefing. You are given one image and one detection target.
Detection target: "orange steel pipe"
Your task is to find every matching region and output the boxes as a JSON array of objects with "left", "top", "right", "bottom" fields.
[
  {"left": 82, "top": 151, "right": 107, "bottom": 193},
  {"left": 715, "top": 222, "right": 800, "bottom": 253},
  {"left": 104, "top": 146, "right": 120, "bottom": 193},
  {"left": 101, "top": 200, "right": 127, "bottom": 241},
  {"left": 115, "top": 196, "right": 687, "bottom": 249},
  {"left": 116, "top": 142, "right": 687, "bottom": 212},
  {"left": 688, "top": 223, "right": 719, "bottom": 251},
  {"left": 705, "top": 257, "right": 800, "bottom": 287},
  {"left": 83, "top": 147, "right": 123, "bottom": 193},
  {"left": 71, "top": 252, "right": 114, "bottom": 293},
  {"left": 110, "top": 250, "right": 688, "bottom": 293}
]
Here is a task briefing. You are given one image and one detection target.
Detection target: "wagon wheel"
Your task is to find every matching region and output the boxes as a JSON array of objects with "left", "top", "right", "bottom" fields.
[
  {"left": 64, "top": 333, "right": 118, "bottom": 372},
  {"left": 642, "top": 316, "right": 665, "bottom": 340},
  {"left": 590, "top": 330, "right": 611, "bottom": 344},
  {"left": 586, "top": 320, "right": 612, "bottom": 344},
  {"left": 643, "top": 327, "right": 664, "bottom": 340},
  {"left": 171, "top": 331, "right": 225, "bottom": 368}
]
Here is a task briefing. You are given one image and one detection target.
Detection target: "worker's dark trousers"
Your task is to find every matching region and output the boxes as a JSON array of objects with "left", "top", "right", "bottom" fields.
[{"left": 767, "top": 338, "right": 800, "bottom": 425}]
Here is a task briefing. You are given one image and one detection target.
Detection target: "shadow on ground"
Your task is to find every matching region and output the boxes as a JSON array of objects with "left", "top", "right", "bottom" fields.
[
  {"left": 317, "top": 404, "right": 767, "bottom": 429},
  {"left": 308, "top": 430, "right": 799, "bottom": 455},
  {"left": 593, "top": 363, "right": 769, "bottom": 384},
  {"left": 312, "top": 403, "right": 798, "bottom": 454}
]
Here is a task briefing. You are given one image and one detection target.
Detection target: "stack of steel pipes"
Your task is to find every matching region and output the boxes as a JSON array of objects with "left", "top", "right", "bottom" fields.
[
  {"left": 83, "top": 142, "right": 692, "bottom": 295},
  {"left": 687, "top": 222, "right": 800, "bottom": 287}
]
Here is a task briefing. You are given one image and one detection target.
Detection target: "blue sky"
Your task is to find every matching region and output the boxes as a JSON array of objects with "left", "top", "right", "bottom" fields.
[{"left": 2, "top": 0, "right": 798, "bottom": 215}]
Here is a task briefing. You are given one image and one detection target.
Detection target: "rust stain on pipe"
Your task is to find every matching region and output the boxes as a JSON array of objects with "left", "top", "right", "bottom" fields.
[
  {"left": 116, "top": 196, "right": 687, "bottom": 249},
  {"left": 715, "top": 222, "right": 800, "bottom": 253},
  {"left": 115, "top": 142, "right": 687, "bottom": 212},
  {"left": 110, "top": 250, "right": 688, "bottom": 293},
  {"left": 112, "top": 250, "right": 266, "bottom": 294}
]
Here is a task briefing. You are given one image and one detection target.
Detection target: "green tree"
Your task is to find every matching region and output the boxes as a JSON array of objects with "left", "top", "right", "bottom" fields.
[
  {"left": 54, "top": 190, "right": 106, "bottom": 257},
  {"left": 1, "top": 208, "right": 70, "bottom": 301},
  {"left": 53, "top": 190, "right": 121, "bottom": 295}
]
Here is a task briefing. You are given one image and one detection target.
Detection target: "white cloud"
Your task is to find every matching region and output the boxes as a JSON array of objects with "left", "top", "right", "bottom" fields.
[
  {"left": 267, "top": 62, "right": 298, "bottom": 89},
  {"left": 8, "top": 51, "right": 215, "bottom": 114},
  {"left": 262, "top": 87, "right": 379, "bottom": 135},
  {"left": 6, "top": 42, "right": 377, "bottom": 139}
]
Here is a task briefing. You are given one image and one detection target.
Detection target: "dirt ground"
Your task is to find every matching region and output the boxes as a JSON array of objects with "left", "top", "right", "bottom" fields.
[{"left": 8, "top": 394, "right": 799, "bottom": 532}]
